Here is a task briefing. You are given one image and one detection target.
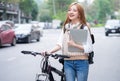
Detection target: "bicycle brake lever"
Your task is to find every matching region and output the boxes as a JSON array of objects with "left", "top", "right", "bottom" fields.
[
  {"left": 31, "top": 53, "right": 37, "bottom": 56},
  {"left": 54, "top": 55, "right": 58, "bottom": 59},
  {"left": 21, "top": 51, "right": 31, "bottom": 54}
]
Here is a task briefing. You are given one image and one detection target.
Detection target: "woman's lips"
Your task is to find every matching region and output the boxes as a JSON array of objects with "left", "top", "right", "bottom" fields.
[{"left": 69, "top": 14, "right": 74, "bottom": 17}]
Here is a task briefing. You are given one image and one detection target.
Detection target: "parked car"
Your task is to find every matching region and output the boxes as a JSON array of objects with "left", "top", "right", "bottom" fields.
[
  {"left": 30, "top": 21, "right": 43, "bottom": 37},
  {"left": 0, "top": 20, "right": 15, "bottom": 27},
  {"left": 105, "top": 19, "right": 120, "bottom": 36},
  {"left": 14, "top": 24, "right": 40, "bottom": 43},
  {"left": 32, "top": 24, "right": 43, "bottom": 37},
  {"left": 0, "top": 22, "right": 16, "bottom": 47},
  {"left": 38, "top": 22, "right": 45, "bottom": 36}
]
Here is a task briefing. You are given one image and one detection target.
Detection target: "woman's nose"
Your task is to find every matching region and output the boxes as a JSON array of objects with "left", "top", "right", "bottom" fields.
[{"left": 69, "top": 10, "right": 73, "bottom": 13}]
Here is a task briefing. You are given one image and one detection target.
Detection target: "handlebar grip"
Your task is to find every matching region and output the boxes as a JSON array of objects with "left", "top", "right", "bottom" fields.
[
  {"left": 21, "top": 51, "right": 41, "bottom": 56},
  {"left": 21, "top": 51, "right": 32, "bottom": 54}
]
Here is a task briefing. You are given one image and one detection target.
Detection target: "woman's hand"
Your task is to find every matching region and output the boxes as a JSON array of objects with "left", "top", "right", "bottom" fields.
[
  {"left": 41, "top": 51, "right": 51, "bottom": 56},
  {"left": 68, "top": 39, "right": 83, "bottom": 49},
  {"left": 68, "top": 39, "right": 76, "bottom": 47}
]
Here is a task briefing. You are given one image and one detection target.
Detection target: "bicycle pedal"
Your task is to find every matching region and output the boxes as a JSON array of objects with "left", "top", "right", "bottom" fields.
[{"left": 35, "top": 73, "right": 49, "bottom": 81}]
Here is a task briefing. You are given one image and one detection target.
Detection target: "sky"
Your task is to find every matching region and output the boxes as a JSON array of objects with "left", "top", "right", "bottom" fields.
[{"left": 78, "top": 0, "right": 94, "bottom": 4}]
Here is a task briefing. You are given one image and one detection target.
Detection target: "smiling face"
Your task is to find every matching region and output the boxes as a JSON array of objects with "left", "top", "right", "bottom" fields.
[
  {"left": 67, "top": 5, "right": 80, "bottom": 23},
  {"left": 63, "top": 2, "right": 87, "bottom": 31}
]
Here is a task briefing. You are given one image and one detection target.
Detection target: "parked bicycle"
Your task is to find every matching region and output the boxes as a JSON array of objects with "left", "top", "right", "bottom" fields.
[{"left": 21, "top": 50, "right": 70, "bottom": 81}]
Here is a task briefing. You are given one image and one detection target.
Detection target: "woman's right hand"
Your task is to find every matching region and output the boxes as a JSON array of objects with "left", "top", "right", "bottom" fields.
[
  {"left": 41, "top": 51, "right": 47, "bottom": 56},
  {"left": 41, "top": 51, "right": 51, "bottom": 56}
]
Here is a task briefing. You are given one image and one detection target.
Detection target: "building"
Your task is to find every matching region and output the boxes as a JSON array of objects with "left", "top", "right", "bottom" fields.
[{"left": 0, "top": 1, "right": 31, "bottom": 23}]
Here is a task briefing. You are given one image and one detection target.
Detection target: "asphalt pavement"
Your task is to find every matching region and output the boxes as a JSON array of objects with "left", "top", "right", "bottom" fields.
[{"left": 0, "top": 28, "right": 120, "bottom": 81}]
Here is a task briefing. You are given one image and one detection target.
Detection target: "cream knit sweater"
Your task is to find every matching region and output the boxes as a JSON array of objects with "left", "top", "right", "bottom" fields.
[{"left": 57, "top": 23, "right": 93, "bottom": 60}]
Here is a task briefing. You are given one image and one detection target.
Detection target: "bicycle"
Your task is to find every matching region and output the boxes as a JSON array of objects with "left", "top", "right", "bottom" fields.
[{"left": 21, "top": 50, "right": 70, "bottom": 81}]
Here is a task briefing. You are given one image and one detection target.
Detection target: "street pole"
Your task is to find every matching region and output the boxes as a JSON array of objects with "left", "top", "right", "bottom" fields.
[
  {"left": 52, "top": 0, "right": 56, "bottom": 16},
  {"left": 18, "top": 9, "right": 21, "bottom": 24},
  {"left": 18, "top": 3, "right": 21, "bottom": 24},
  {"left": 2, "top": 2, "right": 7, "bottom": 20}
]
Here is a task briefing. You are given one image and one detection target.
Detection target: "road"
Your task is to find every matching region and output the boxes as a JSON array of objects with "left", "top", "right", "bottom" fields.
[{"left": 0, "top": 28, "right": 120, "bottom": 81}]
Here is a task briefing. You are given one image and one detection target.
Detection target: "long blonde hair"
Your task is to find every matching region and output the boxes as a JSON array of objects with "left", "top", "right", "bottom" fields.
[{"left": 63, "top": 2, "right": 87, "bottom": 33}]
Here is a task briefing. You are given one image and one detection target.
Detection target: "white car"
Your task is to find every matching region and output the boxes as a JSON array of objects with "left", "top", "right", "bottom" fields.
[{"left": 105, "top": 19, "right": 120, "bottom": 36}]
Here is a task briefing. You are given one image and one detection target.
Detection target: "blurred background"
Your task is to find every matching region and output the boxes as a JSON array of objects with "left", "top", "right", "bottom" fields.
[
  {"left": 0, "top": 0, "right": 120, "bottom": 81},
  {"left": 0, "top": 0, "right": 120, "bottom": 27}
]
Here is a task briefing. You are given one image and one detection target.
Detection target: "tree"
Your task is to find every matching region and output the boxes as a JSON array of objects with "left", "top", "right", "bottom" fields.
[
  {"left": 86, "top": 0, "right": 114, "bottom": 24},
  {"left": 97, "top": 0, "right": 113, "bottom": 23},
  {"left": 31, "top": 1, "right": 38, "bottom": 20},
  {"left": 19, "top": 0, "right": 38, "bottom": 20},
  {"left": 19, "top": 0, "right": 33, "bottom": 16},
  {"left": 39, "top": 0, "right": 75, "bottom": 22},
  {"left": 49, "top": 0, "right": 74, "bottom": 21},
  {"left": 113, "top": 0, "right": 120, "bottom": 11},
  {"left": 38, "top": 2, "right": 52, "bottom": 22}
]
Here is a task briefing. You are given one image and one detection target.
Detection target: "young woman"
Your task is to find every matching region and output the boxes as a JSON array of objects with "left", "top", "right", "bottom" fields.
[{"left": 45, "top": 2, "right": 93, "bottom": 81}]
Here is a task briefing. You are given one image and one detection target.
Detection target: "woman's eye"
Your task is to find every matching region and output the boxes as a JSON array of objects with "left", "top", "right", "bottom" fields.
[
  {"left": 68, "top": 9, "right": 71, "bottom": 11},
  {"left": 68, "top": 9, "right": 77, "bottom": 12}
]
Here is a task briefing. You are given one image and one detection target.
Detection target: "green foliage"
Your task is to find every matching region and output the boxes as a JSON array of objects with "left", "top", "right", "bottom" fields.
[
  {"left": 31, "top": 2, "right": 38, "bottom": 20},
  {"left": 38, "top": 0, "right": 120, "bottom": 25},
  {"left": 88, "top": 0, "right": 114, "bottom": 24},
  {"left": 19, "top": 0, "right": 33, "bottom": 14},
  {"left": 52, "top": 11, "right": 67, "bottom": 21},
  {"left": 94, "top": 24, "right": 104, "bottom": 27},
  {"left": 19, "top": 0, "right": 38, "bottom": 20},
  {"left": 38, "top": 2, "right": 51, "bottom": 22},
  {"left": 97, "top": 0, "right": 113, "bottom": 23},
  {"left": 40, "top": 14, "right": 52, "bottom": 22},
  {"left": 39, "top": 0, "right": 74, "bottom": 22}
]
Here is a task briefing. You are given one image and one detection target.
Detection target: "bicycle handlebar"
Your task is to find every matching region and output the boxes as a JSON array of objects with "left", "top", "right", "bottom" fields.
[
  {"left": 21, "top": 50, "right": 70, "bottom": 58},
  {"left": 21, "top": 51, "right": 40, "bottom": 56}
]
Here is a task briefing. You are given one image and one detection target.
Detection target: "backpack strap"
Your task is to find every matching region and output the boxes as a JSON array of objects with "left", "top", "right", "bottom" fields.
[
  {"left": 80, "top": 24, "right": 84, "bottom": 29},
  {"left": 80, "top": 24, "right": 91, "bottom": 34},
  {"left": 80, "top": 24, "right": 95, "bottom": 44}
]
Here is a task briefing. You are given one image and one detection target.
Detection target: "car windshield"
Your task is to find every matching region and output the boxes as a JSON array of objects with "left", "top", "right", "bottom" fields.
[
  {"left": 106, "top": 20, "right": 120, "bottom": 26},
  {"left": 15, "top": 25, "right": 31, "bottom": 31}
]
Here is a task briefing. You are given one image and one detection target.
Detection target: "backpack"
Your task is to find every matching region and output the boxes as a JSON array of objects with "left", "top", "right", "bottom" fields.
[{"left": 81, "top": 25, "right": 95, "bottom": 64}]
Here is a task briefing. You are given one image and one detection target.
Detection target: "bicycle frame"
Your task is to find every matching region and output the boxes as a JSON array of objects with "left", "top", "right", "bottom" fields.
[
  {"left": 21, "top": 51, "right": 68, "bottom": 81},
  {"left": 39, "top": 55, "right": 65, "bottom": 81}
]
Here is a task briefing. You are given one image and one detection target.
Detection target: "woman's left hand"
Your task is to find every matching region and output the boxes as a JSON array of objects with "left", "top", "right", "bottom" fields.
[{"left": 68, "top": 40, "right": 76, "bottom": 47}]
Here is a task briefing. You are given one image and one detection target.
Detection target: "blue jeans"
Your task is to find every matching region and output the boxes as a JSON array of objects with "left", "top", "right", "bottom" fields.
[{"left": 64, "top": 60, "right": 89, "bottom": 81}]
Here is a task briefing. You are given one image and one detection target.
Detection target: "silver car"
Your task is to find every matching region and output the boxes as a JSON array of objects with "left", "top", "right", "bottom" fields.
[{"left": 14, "top": 24, "right": 40, "bottom": 43}]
